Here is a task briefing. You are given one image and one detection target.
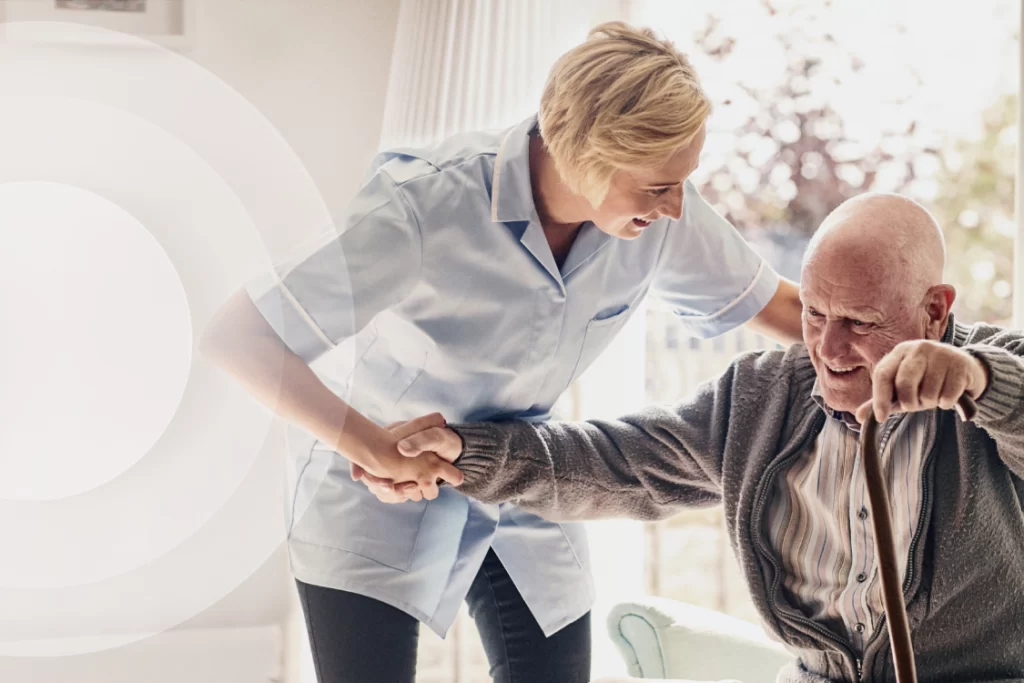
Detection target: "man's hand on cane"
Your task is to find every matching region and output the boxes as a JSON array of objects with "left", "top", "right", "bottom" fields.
[{"left": 855, "top": 339, "right": 989, "bottom": 425}]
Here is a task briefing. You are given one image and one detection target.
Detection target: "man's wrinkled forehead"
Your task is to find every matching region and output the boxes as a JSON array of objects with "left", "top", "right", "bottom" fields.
[
  {"left": 800, "top": 245, "right": 904, "bottom": 310},
  {"left": 800, "top": 282, "right": 887, "bottom": 323}
]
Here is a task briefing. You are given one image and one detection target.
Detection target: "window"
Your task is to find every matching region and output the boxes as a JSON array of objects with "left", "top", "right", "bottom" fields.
[{"left": 637, "top": 0, "right": 1019, "bottom": 624}]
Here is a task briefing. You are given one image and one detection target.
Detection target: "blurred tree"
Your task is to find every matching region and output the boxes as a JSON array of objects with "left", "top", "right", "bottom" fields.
[
  {"left": 930, "top": 94, "right": 1016, "bottom": 324},
  {"left": 692, "top": 1, "right": 938, "bottom": 236},
  {"left": 687, "top": 0, "right": 1015, "bottom": 322}
]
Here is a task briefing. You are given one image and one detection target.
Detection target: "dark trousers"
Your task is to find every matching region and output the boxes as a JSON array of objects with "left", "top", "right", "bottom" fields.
[{"left": 296, "top": 549, "right": 592, "bottom": 683}]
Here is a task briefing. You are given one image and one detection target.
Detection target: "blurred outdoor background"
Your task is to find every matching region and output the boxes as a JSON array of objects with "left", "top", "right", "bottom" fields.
[{"left": 636, "top": 0, "right": 1019, "bottom": 630}]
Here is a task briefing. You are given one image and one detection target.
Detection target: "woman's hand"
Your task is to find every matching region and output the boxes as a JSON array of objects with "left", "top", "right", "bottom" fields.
[{"left": 350, "top": 413, "right": 461, "bottom": 502}]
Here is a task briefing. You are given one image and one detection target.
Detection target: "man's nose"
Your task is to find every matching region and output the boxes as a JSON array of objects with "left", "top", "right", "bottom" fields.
[
  {"left": 659, "top": 185, "right": 684, "bottom": 221},
  {"left": 818, "top": 321, "right": 850, "bottom": 361}
]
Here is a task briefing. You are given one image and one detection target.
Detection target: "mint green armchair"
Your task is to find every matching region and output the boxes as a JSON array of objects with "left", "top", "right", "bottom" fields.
[{"left": 604, "top": 597, "right": 794, "bottom": 682}]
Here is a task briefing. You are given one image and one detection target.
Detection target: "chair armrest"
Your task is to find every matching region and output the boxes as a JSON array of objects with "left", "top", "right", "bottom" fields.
[{"left": 607, "top": 597, "right": 793, "bottom": 682}]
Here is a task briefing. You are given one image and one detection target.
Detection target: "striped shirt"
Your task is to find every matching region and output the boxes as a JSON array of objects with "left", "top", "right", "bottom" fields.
[{"left": 765, "top": 382, "right": 934, "bottom": 653}]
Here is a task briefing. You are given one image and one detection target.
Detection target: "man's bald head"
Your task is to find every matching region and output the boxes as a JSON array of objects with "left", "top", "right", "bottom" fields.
[
  {"left": 802, "top": 193, "right": 946, "bottom": 303},
  {"left": 799, "top": 193, "right": 956, "bottom": 413}
]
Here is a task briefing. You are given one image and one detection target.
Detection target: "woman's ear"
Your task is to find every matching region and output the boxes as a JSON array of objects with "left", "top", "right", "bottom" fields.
[{"left": 923, "top": 284, "right": 956, "bottom": 340}]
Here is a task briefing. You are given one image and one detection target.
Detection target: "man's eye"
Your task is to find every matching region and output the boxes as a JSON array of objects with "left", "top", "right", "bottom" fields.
[
  {"left": 850, "top": 319, "right": 867, "bottom": 327},
  {"left": 807, "top": 309, "right": 822, "bottom": 317}
]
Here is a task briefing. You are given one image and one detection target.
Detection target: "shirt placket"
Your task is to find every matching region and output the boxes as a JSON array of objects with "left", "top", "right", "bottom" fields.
[
  {"left": 844, "top": 416, "right": 906, "bottom": 654},
  {"left": 846, "top": 464, "right": 875, "bottom": 653}
]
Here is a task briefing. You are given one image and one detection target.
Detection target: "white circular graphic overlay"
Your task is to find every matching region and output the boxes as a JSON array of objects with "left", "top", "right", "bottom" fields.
[
  {"left": 0, "top": 20, "right": 348, "bottom": 657},
  {"left": 0, "top": 182, "right": 192, "bottom": 502}
]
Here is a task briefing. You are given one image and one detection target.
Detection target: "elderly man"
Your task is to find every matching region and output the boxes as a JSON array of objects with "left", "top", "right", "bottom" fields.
[{"left": 392, "top": 193, "right": 1024, "bottom": 682}]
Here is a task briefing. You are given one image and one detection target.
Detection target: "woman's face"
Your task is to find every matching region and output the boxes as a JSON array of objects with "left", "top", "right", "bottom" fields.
[{"left": 590, "top": 125, "right": 706, "bottom": 239}]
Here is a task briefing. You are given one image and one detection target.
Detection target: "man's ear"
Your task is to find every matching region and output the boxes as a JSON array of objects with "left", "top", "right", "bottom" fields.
[{"left": 923, "top": 284, "right": 956, "bottom": 340}]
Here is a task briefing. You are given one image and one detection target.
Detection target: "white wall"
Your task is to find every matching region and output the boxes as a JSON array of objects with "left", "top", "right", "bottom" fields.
[
  {"left": 0, "top": 3, "right": 401, "bottom": 682},
  {"left": 190, "top": 0, "right": 401, "bottom": 242}
]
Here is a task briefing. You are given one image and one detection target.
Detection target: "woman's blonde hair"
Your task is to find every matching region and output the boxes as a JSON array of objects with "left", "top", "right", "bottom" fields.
[{"left": 538, "top": 21, "right": 711, "bottom": 207}]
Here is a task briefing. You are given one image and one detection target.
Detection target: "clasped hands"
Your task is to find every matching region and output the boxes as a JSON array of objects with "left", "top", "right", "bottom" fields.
[{"left": 349, "top": 412, "right": 467, "bottom": 503}]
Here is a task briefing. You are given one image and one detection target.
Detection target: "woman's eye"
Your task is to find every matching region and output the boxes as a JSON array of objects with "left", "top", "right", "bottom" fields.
[{"left": 647, "top": 188, "right": 670, "bottom": 197}]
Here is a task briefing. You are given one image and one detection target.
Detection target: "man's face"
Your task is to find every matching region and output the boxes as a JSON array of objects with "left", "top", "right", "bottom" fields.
[
  {"left": 801, "top": 251, "right": 932, "bottom": 414},
  {"left": 590, "top": 125, "right": 705, "bottom": 239}
]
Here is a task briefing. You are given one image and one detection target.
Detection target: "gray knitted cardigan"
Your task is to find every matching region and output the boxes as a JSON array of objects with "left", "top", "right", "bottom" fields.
[{"left": 451, "top": 321, "right": 1024, "bottom": 683}]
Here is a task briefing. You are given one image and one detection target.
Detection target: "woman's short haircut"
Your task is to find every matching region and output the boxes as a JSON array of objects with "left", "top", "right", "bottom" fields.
[{"left": 539, "top": 21, "right": 711, "bottom": 207}]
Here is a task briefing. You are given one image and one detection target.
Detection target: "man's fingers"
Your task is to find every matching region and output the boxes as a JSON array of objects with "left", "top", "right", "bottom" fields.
[
  {"left": 398, "top": 427, "right": 463, "bottom": 461},
  {"left": 362, "top": 470, "right": 395, "bottom": 489},
  {"left": 393, "top": 482, "right": 419, "bottom": 497},
  {"left": 432, "top": 457, "right": 465, "bottom": 487},
  {"left": 917, "top": 361, "right": 946, "bottom": 409},
  {"left": 420, "top": 479, "right": 440, "bottom": 501},
  {"left": 936, "top": 372, "right": 958, "bottom": 411},
  {"left": 389, "top": 412, "right": 446, "bottom": 441},
  {"left": 855, "top": 401, "right": 873, "bottom": 425},
  {"left": 373, "top": 490, "right": 400, "bottom": 503},
  {"left": 892, "top": 353, "right": 926, "bottom": 413},
  {"left": 352, "top": 458, "right": 397, "bottom": 491},
  {"left": 941, "top": 370, "right": 971, "bottom": 411},
  {"left": 872, "top": 352, "right": 901, "bottom": 422},
  {"left": 936, "top": 365, "right": 967, "bottom": 411},
  {"left": 351, "top": 463, "right": 399, "bottom": 491},
  {"left": 365, "top": 480, "right": 406, "bottom": 503},
  {"left": 397, "top": 429, "right": 442, "bottom": 457}
]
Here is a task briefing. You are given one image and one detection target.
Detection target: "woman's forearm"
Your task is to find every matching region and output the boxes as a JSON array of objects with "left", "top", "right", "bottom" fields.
[
  {"left": 199, "top": 290, "right": 390, "bottom": 471},
  {"left": 746, "top": 278, "right": 803, "bottom": 345}
]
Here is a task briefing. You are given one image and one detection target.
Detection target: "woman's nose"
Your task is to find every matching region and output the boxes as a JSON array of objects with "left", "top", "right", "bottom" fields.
[{"left": 659, "top": 186, "right": 684, "bottom": 220}]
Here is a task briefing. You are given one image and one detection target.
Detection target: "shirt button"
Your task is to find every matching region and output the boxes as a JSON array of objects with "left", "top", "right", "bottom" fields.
[
  {"left": 858, "top": 507, "right": 869, "bottom": 520},
  {"left": 855, "top": 623, "right": 865, "bottom": 633},
  {"left": 857, "top": 572, "right": 867, "bottom": 583}
]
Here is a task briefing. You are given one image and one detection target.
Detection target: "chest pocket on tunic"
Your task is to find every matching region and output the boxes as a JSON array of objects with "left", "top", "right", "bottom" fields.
[{"left": 566, "top": 302, "right": 637, "bottom": 387}]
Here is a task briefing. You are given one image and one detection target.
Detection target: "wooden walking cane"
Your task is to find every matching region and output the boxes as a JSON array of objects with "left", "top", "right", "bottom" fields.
[{"left": 857, "top": 394, "right": 977, "bottom": 683}]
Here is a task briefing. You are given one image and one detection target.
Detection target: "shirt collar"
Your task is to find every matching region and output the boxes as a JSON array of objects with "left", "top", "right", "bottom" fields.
[
  {"left": 810, "top": 315, "right": 958, "bottom": 431},
  {"left": 490, "top": 114, "right": 541, "bottom": 224}
]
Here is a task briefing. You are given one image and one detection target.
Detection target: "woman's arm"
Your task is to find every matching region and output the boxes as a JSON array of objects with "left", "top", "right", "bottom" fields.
[
  {"left": 200, "top": 291, "right": 462, "bottom": 494},
  {"left": 746, "top": 278, "right": 803, "bottom": 346},
  {"left": 650, "top": 182, "right": 796, "bottom": 342},
  {"left": 201, "top": 162, "right": 465, "bottom": 496}
]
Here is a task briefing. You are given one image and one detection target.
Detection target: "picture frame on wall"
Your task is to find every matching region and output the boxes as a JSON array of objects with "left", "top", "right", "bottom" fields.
[
  {"left": 0, "top": 0, "right": 194, "bottom": 49},
  {"left": 55, "top": 1, "right": 148, "bottom": 11}
]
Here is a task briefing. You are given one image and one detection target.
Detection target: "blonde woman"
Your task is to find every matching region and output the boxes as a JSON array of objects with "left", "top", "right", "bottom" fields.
[{"left": 203, "top": 21, "right": 802, "bottom": 683}]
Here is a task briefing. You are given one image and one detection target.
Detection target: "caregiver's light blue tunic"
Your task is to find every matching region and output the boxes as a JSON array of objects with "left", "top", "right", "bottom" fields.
[{"left": 246, "top": 114, "right": 780, "bottom": 637}]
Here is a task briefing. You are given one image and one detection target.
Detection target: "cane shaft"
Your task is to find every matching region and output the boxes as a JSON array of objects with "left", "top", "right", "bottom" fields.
[
  {"left": 860, "top": 414, "right": 916, "bottom": 683},
  {"left": 858, "top": 394, "right": 976, "bottom": 683}
]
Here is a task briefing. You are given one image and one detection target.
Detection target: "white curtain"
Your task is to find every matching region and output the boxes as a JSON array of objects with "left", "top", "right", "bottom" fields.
[{"left": 379, "top": 0, "right": 630, "bottom": 149}]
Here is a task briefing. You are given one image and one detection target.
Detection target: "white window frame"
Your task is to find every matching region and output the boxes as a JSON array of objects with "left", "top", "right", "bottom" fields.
[{"left": 1015, "top": 1, "right": 1024, "bottom": 327}]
